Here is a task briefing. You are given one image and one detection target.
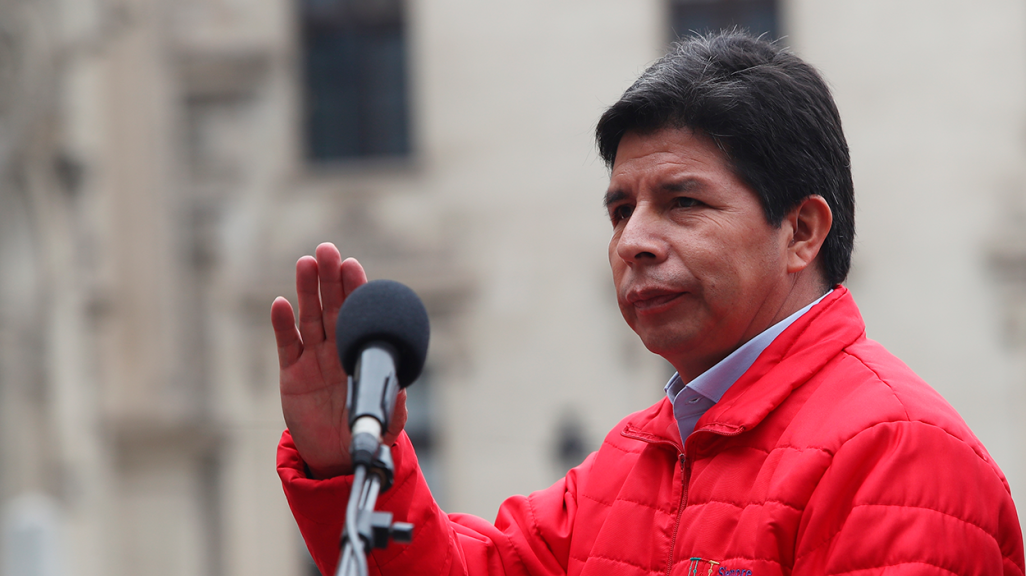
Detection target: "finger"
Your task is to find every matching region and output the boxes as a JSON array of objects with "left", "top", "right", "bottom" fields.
[
  {"left": 315, "top": 243, "right": 344, "bottom": 340},
  {"left": 295, "top": 255, "right": 326, "bottom": 347},
  {"left": 271, "top": 297, "right": 303, "bottom": 368},
  {"left": 384, "top": 389, "right": 409, "bottom": 446},
  {"left": 340, "top": 257, "right": 368, "bottom": 299}
]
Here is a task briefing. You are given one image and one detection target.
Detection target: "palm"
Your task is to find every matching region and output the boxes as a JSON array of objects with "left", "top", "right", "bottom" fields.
[
  {"left": 272, "top": 245, "right": 407, "bottom": 478},
  {"left": 278, "top": 329, "right": 352, "bottom": 476}
]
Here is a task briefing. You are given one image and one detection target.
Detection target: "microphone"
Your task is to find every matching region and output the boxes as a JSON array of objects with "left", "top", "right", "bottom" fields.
[{"left": 335, "top": 280, "right": 430, "bottom": 466}]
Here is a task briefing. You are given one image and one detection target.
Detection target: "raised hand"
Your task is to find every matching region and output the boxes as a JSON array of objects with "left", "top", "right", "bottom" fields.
[{"left": 271, "top": 243, "right": 407, "bottom": 478}]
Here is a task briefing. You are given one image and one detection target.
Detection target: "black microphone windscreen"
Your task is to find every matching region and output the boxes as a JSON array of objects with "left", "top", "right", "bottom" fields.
[{"left": 335, "top": 279, "right": 430, "bottom": 388}]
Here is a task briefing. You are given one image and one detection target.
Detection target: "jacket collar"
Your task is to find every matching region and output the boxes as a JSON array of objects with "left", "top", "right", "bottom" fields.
[{"left": 621, "top": 287, "right": 865, "bottom": 451}]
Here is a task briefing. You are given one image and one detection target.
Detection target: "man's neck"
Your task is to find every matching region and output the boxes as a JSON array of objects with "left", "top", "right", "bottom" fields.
[
  {"left": 671, "top": 273, "right": 830, "bottom": 382},
  {"left": 675, "top": 286, "right": 833, "bottom": 385}
]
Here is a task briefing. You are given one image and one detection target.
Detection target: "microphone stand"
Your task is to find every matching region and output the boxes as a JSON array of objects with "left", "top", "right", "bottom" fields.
[
  {"left": 335, "top": 444, "right": 413, "bottom": 576},
  {"left": 336, "top": 375, "right": 416, "bottom": 574}
]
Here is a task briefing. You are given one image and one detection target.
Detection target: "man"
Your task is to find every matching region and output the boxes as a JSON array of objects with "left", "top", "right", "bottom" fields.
[{"left": 273, "top": 31, "right": 1024, "bottom": 575}]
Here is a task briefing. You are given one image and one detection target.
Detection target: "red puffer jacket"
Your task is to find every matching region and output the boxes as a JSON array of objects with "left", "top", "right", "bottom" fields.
[{"left": 278, "top": 288, "right": 1025, "bottom": 575}]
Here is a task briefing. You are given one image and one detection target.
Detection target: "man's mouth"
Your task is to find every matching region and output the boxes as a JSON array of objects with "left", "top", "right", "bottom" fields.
[{"left": 626, "top": 288, "right": 686, "bottom": 313}]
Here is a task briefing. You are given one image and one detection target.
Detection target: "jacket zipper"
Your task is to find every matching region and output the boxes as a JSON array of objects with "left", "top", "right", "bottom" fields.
[
  {"left": 623, "top": 424, "right": 745, "bottom": 575},
  {"left": 665, "top": 454, "right": 689, "bottom": 576},
  {"left": 663, "top": 427, "right": 745, "bottom": 575}
]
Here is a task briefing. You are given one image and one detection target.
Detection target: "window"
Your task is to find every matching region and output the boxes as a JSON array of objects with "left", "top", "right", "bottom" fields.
[
  {"left": 669, "top": 0, "right": 779, "bottom": 41},
  {"left": 301, "top": 0, "right": 410, "bottom": 161}
]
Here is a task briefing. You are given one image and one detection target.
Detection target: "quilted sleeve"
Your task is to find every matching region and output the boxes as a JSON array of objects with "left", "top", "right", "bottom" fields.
[
  {"left": 793, "top": 420, "right": 1025, "bottom": 575},
  {"left": 277, "top": 429, "right": 585, "bottom": 576}
]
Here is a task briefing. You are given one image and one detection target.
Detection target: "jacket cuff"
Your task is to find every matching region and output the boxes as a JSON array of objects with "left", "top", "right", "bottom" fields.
[
  {"left": 276, "top": 430, "right": 356, "bottom": 525},
  {"left": 276, "top": 429, "right": 427, "bottom": 575}
]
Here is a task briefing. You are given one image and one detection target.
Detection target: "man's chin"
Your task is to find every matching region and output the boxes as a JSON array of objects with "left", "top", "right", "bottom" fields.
[
  {"left": 634, "top": 324, "right": 717, "bottom": 365},
  {"left": 635, "top": 330, "right": 693, "bottom": 359}
]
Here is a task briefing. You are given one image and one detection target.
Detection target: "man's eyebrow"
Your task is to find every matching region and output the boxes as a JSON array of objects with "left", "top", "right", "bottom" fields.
[
  {"left": 603, "top": 189, "right": 627, "bottom": 208},
  {"left": 661, "top": 178, "right": 700, "bottom": 193},
  {"left": 604, "top": 179, "right": 700, "bottom": 208}
]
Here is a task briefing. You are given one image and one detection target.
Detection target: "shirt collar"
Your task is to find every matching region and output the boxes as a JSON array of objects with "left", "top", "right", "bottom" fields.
[{"left": 665, "top": 290, "right": 832, "bottom": 403}]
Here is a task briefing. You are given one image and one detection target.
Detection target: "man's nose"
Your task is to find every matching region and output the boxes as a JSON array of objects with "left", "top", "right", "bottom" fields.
[{"left": 616, "top": 207, "right": 666, "bottom": 264}]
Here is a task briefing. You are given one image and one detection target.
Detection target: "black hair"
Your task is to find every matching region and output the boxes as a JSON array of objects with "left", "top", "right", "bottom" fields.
[{"left": 596, "top": 30, "right": 854, "bottom": 287}]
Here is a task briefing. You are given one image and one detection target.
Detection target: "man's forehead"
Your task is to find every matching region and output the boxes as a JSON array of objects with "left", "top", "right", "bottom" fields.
[
  {"left": 609, "top": 128, "right": 725, "bottom": 172},
  {"left": 604, "top": 128, "right": 733, "bottom": 196},
  {"left": 611, "top": 126, "right": 705, "bottom": 160}
]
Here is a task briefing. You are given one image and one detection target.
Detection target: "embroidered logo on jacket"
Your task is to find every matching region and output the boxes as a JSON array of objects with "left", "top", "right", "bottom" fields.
[
  {"left": 687, "top": 558, "right": 719, "bottom": 575},
  {"left": 687, "top": 558, "right": 753, "bottom": 576}
]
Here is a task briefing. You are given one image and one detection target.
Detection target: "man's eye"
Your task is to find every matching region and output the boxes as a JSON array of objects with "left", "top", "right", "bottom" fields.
[
  {"left": 610, "top": 205, "right": 633, "bottom": 223},
  {"left": 673, "top": 197, "right": 700, "bottom": 208}
]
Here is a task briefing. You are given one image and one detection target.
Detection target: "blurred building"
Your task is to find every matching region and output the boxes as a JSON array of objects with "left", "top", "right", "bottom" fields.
[{"left": 0, "top": 1, "right": 1023, "bottom": 575}]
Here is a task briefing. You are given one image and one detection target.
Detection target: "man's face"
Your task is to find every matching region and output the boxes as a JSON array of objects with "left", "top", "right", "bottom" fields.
[{"left": 606, "top": 128, "right": 796, "bottom": 380}]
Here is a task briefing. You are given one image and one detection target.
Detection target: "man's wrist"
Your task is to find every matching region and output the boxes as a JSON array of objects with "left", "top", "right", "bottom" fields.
[{"left": 305, "top": 460, "right": 353, "bottom": 479}]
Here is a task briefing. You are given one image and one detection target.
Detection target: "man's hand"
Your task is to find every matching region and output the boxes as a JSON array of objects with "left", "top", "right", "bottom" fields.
[{"left": 271, "top": 243, "right": 408, "bottom": 478}]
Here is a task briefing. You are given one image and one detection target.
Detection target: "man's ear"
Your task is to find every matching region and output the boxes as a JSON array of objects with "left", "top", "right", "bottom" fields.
[{"left": 786, "top": 195, "right": 832, "bottom": 275}]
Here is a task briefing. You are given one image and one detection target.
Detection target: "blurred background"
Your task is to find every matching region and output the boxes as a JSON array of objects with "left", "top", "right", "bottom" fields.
[{"left": 1, "top": 0, "right": 1024, "bottom": 574}]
